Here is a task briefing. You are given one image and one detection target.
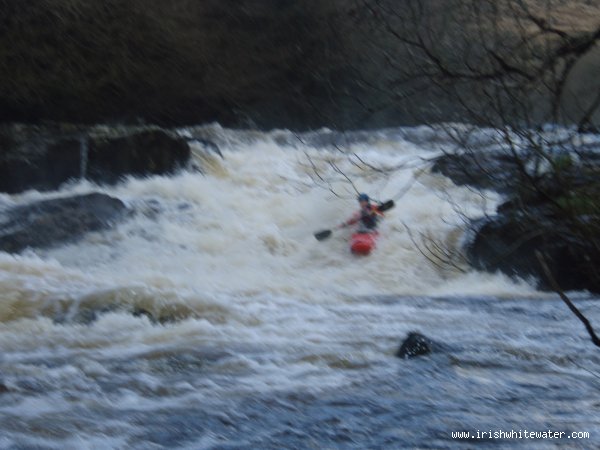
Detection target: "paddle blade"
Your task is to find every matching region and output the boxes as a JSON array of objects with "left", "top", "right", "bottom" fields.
[
  {"left": 314, "top": 229, "right": 332, "bottom": 241},
  {"left": 378, "top": 200, "right": 395, "bottom": 212}
]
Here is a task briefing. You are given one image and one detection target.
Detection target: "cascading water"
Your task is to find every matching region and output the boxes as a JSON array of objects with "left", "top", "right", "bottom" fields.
[{"left": 0, "top": 125, "right": 598, "bottom": 449}]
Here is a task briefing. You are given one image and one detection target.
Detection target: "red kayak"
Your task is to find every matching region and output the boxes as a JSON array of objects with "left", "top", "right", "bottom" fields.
[{"left": 350, "top": 232, "right": 379, "bottom": 255}]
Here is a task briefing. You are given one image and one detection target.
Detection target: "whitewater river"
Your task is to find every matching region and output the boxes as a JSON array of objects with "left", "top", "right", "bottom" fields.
[{"left": 0, "top": 125, "right": 599, "bottom": 448}]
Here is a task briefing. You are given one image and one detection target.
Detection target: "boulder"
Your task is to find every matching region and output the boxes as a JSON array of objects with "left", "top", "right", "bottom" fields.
[
  {"left": 432, "top": 146, "right": 600, "bottom": 196},
  {"left": 0, "top": 125, "right": 190, "bottom": 194},
  {"left": 466, "top": 210, "right": 600, "bottom": 293},
  {"left": 0, "top": 125, "right": 82, "bottom": 193},
  {"left": 396, "top": 332, "right": 436, "bottom": 358},
  {"left": 431, "top": 151, "right": 525, "bottom": 193},
  {"left": 434, "top": 147, "right": 600, "bottom": 293},
  {"left": 86, "top": 129, "right": 190, "bottom": 184},
  {"left": 0, "top": 193, "right": 128, "bottom": 253}
]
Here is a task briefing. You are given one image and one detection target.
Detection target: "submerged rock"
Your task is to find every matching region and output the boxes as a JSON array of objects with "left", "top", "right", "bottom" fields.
[
  {"left": 0, "top": 193, "right": 128, "bottom": 253},
  {"left": 0, "top": 124, "right": 190, "bottom": 194},
  {"left": 396, "top": 332, "right": 436, "bottom": 359},
  {"left": 0, "top": 382, "right": 8, "bottom": 394}
]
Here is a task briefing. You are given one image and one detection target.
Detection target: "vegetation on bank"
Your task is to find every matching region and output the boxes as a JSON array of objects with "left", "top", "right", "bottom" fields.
[
  {"left": 0, "top": 0, "right": 598, "bottom": 128},
  {"left": 0, "top": 0, "right": 352, "bottom": 127}
]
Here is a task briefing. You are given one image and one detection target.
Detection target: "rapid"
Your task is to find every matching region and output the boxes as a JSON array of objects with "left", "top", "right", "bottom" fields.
[{"left": 0, "top": 125, "right": 598, "bottom": 449}]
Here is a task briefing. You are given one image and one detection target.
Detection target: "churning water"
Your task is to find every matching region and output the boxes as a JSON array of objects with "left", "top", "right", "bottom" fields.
[{"left": 0, "top": 125, "right": 598, "bottom": 449}]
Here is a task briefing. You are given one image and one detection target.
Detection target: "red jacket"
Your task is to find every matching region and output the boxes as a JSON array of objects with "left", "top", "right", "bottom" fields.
[{"left": 342, "top": 204, "right": 384, "bottom": 230}]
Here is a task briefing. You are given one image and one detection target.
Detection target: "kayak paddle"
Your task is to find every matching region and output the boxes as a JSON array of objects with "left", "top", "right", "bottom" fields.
[
  {"left": 314, "top": 229, "right": 333, "bottom": 241},
  {"left": 378, "top": 200, "right": 395, "bottom": 212},
  {"left": 313, "top": 199, "right": 395, "bottom": 241}
]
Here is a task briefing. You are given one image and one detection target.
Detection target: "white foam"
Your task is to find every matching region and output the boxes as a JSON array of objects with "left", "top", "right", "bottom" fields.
[
  {"left": 0, "top": 127, "right": 541, "bottom": 327},
  {"left": 0, "top": 125, "right": 592, "bottom": 450}
]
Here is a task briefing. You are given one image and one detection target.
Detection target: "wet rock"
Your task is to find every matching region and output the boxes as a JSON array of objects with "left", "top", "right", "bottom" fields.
[
  {"left": 55, "top": 304, "right": 120, "bottom": 325},
  {"left": 131, "top": 307, "right": 181, "bottom": 325},
  {"left": 466, "top": 210, "right": 600, "bottom": 293},
  {"left": 0, "top": 193, "right": 128, "bottom": 253},
  {"left": 86, "top": 128, "right": 190, "bottom": 185},
  {"left": 0, "top": 124, "right": 190, "bottom": 194},
  {"left": 434, "top": 146, "right": 600, "bottom": 293},
  {"left": 132, "top": 308, "right": 158, "bottom": 323},
  {"left": 431, "top": 151, "right": 524, "bottom": 193},
  {"left": 432, "top": 146, "right": 600, "bottom": 195},
  {"left": 0, "top": 382, "right": 8, "bottom": 394},
  {"left": 396, "top": 332, "right": 435, "bottom": 359},
  {"left": 0, "top": 125, "right": 82, "bottom": 193}
]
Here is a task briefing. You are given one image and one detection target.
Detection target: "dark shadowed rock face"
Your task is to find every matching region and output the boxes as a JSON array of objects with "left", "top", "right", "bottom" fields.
[
  {"left": 86, "top": 129, "right": 190, "bottom": 184},
  {"left": 0, "top": 125, "right": 190, "bottom": 194},
  {"left": 0, "top": 133, "right": 81, "bottom": 194},
  {"left": 433, "top": 147, "right": 600, "bottom": 197},
  {"left": 466, "top": 211, "right": 600, "bottom": 293},
  {"left": 396, "top": 332, "right": 435, "bottom": 359},
  {"left": 431, "top": 151, "right": 525, "bottom": 193},
  {"left": 433, "top": 147, "right": 600, "bottom": 293},
  {"left": 0, "top": 193, "right": 128, "bottom": 253}
]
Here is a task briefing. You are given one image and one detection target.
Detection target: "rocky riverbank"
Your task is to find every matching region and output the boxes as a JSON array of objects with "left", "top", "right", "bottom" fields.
[
  {"left": 0, "top": 123, "right": 203, "bottom": 253},
  {"left": 434, "top": 147, "right": 600, "bottom": 293},
  {"left": 0, "top": 124, "right": 191, "bottom": 194}
]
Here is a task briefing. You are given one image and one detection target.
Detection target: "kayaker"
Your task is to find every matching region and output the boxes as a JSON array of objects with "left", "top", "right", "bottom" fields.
[{"left": 338, "top": 193, "right": 384, "bottom": 233}]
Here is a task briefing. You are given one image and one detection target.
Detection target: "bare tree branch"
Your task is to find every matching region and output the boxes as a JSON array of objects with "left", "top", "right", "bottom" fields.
[{"left": 536, "top": 251, "right": 600, "bottom": 348}]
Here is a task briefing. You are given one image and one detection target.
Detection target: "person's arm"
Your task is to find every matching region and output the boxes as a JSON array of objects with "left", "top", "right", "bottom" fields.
[{"left": 338, "top": 211, "right": 360, "bottom": 228}]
